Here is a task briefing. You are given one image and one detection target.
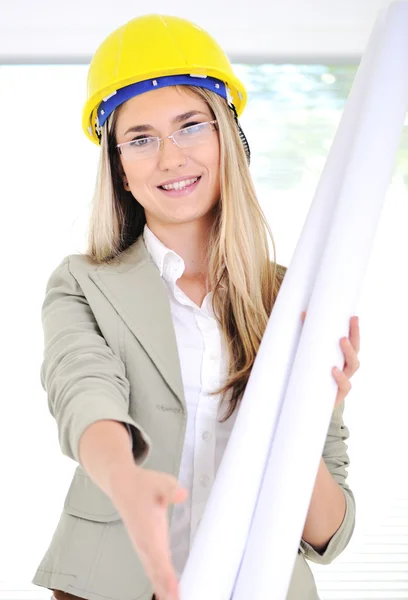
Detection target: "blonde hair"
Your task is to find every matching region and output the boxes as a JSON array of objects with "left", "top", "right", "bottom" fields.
[{"left": 87, "top": 86, "right": 284, "bottom": 421}]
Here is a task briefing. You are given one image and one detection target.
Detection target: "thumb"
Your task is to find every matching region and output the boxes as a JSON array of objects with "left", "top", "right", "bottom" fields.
[
  {"left": 171, "top": 486, "right": 188, "bottom": 504},
  {"left": 157, "top": 478, "right": 188, "bottom": 506}
]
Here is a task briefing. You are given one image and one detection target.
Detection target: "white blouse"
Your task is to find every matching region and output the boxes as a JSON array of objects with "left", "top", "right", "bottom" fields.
[{"left": 143, "top": 225, "right": 238, "bottom": 577}]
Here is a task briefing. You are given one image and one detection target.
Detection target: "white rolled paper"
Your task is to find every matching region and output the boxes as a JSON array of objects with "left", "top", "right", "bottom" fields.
[
  {"left": 179, "top": 3, "right": 408, "bottom": 599},
  {"left": 233, "top": 3, "right": 408, "bottom": 598}
]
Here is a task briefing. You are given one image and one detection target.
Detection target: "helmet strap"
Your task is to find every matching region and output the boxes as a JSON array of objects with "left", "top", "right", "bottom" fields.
[{"left": 228, "top": 103, "right": 251, "bottom": 166}]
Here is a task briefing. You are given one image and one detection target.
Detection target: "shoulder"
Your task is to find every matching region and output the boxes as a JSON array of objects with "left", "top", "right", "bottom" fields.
[
  {"left": 275, "top": 263, "right": 287, "bottom": 279},
  {"left": 42, "top": 254, "right": 98, "bottom": 298},
  {"left": 273, "top": 262, "right": 287, "bottom": 289},
  {"left": 49, "top": 237, "right": 150, "bottom": 282},
  {"left": 45, "top": 253, "right": 100, "bottom": 286}
]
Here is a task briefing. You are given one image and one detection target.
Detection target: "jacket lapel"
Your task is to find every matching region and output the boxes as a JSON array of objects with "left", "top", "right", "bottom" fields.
[{"left": 88, "top": 237, "right": 185, "bottom": 409}]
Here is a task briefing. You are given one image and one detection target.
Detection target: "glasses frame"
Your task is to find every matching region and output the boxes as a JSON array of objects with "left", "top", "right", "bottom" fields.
[{"left": 116, "top": 120, "right": 218, "bottom": 160}]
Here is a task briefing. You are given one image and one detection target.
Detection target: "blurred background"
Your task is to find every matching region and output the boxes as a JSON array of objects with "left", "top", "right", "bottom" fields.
[{"left": 1, "top": 1, "right": 407, "bottom": 598}]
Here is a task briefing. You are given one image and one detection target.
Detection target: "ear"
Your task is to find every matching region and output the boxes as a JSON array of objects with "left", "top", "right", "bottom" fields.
[{"left": 123, "top": 177, "right": 130, "bottom": 191}]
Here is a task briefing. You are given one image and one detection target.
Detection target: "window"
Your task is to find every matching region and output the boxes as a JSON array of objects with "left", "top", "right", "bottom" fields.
[{"left": 1, "top": 64, "right": 407, "bottom": 599}]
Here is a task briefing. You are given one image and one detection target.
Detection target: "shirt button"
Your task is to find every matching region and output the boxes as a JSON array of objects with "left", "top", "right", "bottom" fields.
[
  {"left": 202, "top": 431, "right": 212, "bottom": 441},
  {"left": 200, "top": 475, "right": 210, "bottom": 487}
]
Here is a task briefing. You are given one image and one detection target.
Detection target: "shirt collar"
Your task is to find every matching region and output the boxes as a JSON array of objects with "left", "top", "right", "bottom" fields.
[{"left": 143, "top": 224, "right": 185, "bottom": 285}]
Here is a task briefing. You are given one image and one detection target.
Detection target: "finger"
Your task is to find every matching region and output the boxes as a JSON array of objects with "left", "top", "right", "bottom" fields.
[
  {"left": 152, "top": 568, "right": 179, "bottom": 600},
  {"left": 340, "top": 337, "right": 360, "bottom": 377},
  {"left": 301, "top": 310, "right": 307, "bottom": 322},
  {"left": 153, "top": 566, "right": 179, "bottom": 600},
  {"left": 332, "top": 366, "right": 352, "bottom": 397},
  {"left": 137, "top": 542, "right": 178, "bottom": 600},
  {"left": 145, "top": 508, "right": 179, "bottom": 600},
  {"left": 349, "top": 315, "right": 360, "bottom": 354}
]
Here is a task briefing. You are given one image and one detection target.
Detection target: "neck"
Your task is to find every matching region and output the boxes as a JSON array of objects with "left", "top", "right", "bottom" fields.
[{"left": 146, "top": 216, "right": 214, "bottom": 280}]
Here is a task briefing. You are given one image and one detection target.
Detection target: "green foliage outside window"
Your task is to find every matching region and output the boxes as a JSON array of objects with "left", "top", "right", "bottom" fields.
[{"left": 235, "top": 65, "right": 408, "bottom": 190}]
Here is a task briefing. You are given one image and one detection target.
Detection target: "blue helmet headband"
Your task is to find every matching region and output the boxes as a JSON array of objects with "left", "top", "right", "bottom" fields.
[
  {"left": 97, "top": 74, "right": 228, "bottom": 129},
  {"left": 96, "top": 73, "right": 250, "bottom": 164}
]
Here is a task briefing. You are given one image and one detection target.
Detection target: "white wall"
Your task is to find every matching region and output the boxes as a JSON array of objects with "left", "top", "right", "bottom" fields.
[{"left": 0, "top": 0, "right": 395, "bottom": 63}]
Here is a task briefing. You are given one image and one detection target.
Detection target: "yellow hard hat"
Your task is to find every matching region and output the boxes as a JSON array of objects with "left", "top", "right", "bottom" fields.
[{"left": 82, "top": 14, "right": 248, "bottom": 145}]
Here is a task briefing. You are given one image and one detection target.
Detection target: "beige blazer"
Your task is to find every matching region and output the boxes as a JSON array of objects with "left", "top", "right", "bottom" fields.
[{"left": 32, "top": 236, "right": 356, "bottom": 600}]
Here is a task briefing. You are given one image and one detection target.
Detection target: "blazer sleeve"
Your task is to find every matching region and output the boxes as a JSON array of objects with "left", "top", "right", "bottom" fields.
[
  {"left": 299, "top": 401, "right": 356, "bottom": 564},
  {"left": 40, "top": 256, "right": 152, "bottom": 466}
]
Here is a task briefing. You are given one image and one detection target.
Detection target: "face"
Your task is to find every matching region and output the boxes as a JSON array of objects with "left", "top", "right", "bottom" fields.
[{"left": 114, "top": 86, "right": 221, "bottom": 230}]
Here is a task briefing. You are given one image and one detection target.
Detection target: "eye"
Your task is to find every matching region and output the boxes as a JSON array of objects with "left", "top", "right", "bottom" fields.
[
  {"left": 179, "top": 122, "right": 204, "bottom": 135},
  {"left": 129, "top": 137, "right": 156, "bottom": 147}
]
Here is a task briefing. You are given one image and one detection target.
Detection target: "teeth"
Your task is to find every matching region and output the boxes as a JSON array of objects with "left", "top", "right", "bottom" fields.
[{"left": 162, "top": 177, "right": 199, "bottom": 191}]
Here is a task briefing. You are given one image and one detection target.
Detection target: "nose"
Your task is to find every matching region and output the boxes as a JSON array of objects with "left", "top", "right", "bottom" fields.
[{"left": 158, "top": 136, "right": 187, "bottom": 170}]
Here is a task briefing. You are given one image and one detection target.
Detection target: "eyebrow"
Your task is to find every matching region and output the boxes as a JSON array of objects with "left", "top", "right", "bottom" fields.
[{"left": 123, "top": 110, "right": 209, "bottom": 136}]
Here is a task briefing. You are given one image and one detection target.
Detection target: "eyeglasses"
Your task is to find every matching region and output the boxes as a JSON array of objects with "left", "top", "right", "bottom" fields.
[{"left": 116, "top": 120, "right": 218, "bottom": 161}]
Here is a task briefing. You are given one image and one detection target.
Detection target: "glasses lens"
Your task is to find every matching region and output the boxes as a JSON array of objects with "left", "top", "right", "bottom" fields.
[
  {"left": 174, "top": 122, "right": 213, "bottom": 148},
  {"left": 121, "top": 137, "right": 159, "bottom": 161}
]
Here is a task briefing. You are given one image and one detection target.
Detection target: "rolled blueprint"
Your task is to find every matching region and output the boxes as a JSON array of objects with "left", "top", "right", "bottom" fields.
[
  {"left": 179, "top": 3, "right": 406, "bottom": 600},
  {"left": 181, "top": 2, "right": 408, "bottom": 600},
  {"left": 232, "top": 2, "right": 408, "bottom": 599}
]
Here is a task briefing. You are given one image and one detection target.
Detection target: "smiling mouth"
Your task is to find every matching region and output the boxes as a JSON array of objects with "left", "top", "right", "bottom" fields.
[{"left": 158, "top": 176, "right": 201, "bottom": 191}]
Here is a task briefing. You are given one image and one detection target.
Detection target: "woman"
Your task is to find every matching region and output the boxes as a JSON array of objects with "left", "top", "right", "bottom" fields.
[{"left": 32, "top": 14, "right": 360, "bottom": 600}]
